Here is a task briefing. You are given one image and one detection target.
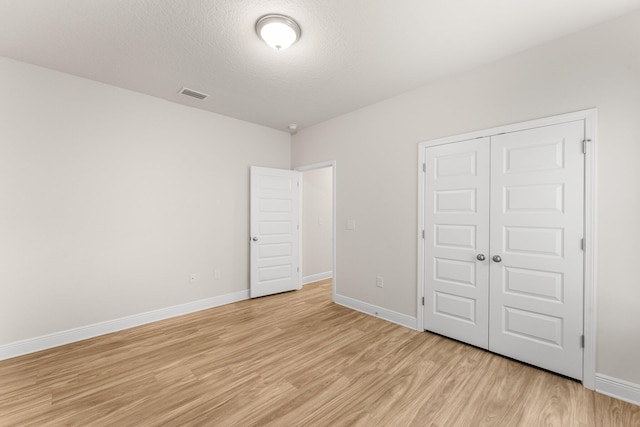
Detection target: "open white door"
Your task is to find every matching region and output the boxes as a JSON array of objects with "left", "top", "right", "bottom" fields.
[{"left": 250, "top": 167, "right": 301, "bottom": 298}]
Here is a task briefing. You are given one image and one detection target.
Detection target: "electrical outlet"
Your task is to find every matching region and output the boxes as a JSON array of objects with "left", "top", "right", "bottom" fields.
[
  {"left": 214, "top": 269, "right": 221, "bottom": 280},
  {"left": 376, "top": 276, "right": 384, "bottom": 288},
  {"left": 190, "top": 273, "right": 197, "bottom": 283}
]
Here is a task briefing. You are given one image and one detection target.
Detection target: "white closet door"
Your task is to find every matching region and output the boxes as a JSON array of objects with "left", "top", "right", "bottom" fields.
[
  {"left": 424, "top": 138, "right": 491, "bottom": 349},
  {"left": 488, "top": 121, "right": 585, "bottom": 379}
]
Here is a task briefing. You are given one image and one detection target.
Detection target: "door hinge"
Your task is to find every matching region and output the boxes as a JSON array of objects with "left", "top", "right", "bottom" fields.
[
  {"left": 422, "top": 163, "right": 426, "bottom": 173},
  {"left": 422, "top": 230, "right": 425, "bottom": 239},
  {"left": 582, "top": 139, "right": 591, "bottom": 154},
  {"left": 297, "top": 267, "right": 299, "bottom": 273},
  {"left": 580, "top": 335, "right": 585, "bottom": 348},
  {"left": 421, "top": 296, "right": 425, "bottom": 306},
  {"left": 581, "top": 238, "right": 585, "bottom": 251},
  {"left": 297, "top": 224, "right": 300, "bottom": 230}
]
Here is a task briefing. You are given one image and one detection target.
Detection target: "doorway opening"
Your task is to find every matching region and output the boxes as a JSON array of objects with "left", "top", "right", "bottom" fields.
[{"left": 296, "top": 161, "right": 337, "bottom": 300}]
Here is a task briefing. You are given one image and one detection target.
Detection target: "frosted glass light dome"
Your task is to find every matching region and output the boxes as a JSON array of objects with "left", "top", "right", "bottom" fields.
[{"left": 256, "top": 14, "right": 301, "bottom": 50}]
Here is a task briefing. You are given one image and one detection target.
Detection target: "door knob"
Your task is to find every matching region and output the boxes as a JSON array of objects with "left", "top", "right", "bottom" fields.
[
  {"left": 492, "top": 255, "right": 502, "bottom": 263},
  {"left": 252, "top": 237, "right": 258, "bottom": 242},
  {"left": 476, "top": 254, "right": 486, "bottom": 261}
]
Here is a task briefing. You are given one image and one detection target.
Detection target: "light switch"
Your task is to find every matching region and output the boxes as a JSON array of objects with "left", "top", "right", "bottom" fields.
[{"left": 346, "top": 219, "right": 356, "bottom": 230}]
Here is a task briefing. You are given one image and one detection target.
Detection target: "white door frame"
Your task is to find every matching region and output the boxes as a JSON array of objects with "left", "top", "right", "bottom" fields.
[
  {"left": 295, "top": 161, "right": 337, "bottom": 301},
  {"left": 417, "top": 109, "right": 597, "bottom": 389}
]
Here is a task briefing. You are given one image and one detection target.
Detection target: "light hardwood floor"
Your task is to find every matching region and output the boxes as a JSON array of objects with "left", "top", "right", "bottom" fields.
[{"left": 1, "top": 280, "right": 638, "bottom": 426}]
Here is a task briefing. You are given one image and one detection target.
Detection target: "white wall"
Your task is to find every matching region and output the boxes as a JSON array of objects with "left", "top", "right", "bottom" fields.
[
  {"left": 292, "top": 10, "right": 640, "bottom": 385},
  {"left": 0, "top": 57, "right": 290, "bottom": 346},
  {"left": 302, "top": 168, "right": 333, "bottom": 281}
]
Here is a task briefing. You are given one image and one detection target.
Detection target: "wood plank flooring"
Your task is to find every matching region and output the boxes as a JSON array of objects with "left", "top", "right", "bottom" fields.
[{"left": 1, "top": 279, "right": 638, "bottom": 426}]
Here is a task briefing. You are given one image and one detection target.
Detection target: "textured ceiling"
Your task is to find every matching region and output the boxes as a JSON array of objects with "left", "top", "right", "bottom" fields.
[{"left": 2, "top": 0, "right": 640, "bottom": 131}]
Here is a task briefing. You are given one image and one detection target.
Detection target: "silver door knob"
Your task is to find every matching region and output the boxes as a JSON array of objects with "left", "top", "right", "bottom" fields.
[
  {"left": 476, "top": 254, "right": 486, "bottom": 261},
  {"left": 252, "top": 237, "right": 258, "bottom": 242},
  {"left": 492, "top": 255, "right": 502, "bottom": 263}
]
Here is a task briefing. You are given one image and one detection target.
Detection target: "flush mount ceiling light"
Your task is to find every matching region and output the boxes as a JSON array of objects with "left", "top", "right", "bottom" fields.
[{"left": 255, "top": 14, "right": 301, "bottom": 50}]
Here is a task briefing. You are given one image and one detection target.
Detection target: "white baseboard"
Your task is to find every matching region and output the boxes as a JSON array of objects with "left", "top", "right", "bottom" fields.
[
  {"left": 0, "top": 289, "right": 250, "bottom": 361},
  {"left": 334, "top": 293, "right": 417, "bottom": 330},
  {"left": 595, "top": 374, "right": 640, "bottom": 406},
  {"left": 302, "top": 271, "right": 333, "bottom": 285}
]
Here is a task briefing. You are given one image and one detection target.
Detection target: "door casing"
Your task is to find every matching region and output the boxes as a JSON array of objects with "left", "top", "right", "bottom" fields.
[{"left": 417, "top": 109, "right": 597, "bottom": 389}]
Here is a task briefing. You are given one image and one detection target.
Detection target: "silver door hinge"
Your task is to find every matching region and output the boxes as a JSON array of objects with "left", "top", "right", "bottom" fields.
[
  {"left": 581, "top": 238, "right": 585, "bottom": 251},
  {"left": 297, "top": 267, "right": 299, "bottom": 273},
  {"left": 297, "top": 224, "right": 300, "bottom": 230},
  {"left": 422, "top": 163, "right": 426, "bottom": 173},
  {"left": 422, "top": 297, "right": 425, "bottom": 306},
  {"left": 582, "top": 139, "right": 591, "bottom": 154},
  {"left": 422, "top": 230, "right": 425, "bottom": 239},
  {"left": 580, "top": 335, "right": 585, "bottom": 348}
]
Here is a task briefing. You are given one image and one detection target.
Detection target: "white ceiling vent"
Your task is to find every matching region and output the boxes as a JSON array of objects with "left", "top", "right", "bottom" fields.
[{"left": 179, "top": 87, "right": 209, "bottom": 100}]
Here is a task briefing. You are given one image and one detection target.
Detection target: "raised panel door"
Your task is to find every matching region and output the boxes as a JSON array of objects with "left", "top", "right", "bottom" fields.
[
  {"left": 250, "top": 167, "right": 300, "bottom": 298},
  {"left": 488, "top": 121, "right": 585, "bottom": 379},
  {"left": 424, "top": 138, "right": 490, "bottom": 348}
]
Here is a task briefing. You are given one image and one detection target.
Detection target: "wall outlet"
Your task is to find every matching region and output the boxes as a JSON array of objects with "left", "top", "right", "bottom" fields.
[
  {"left": 376, "top": 276, "right": 384, "bottom": 288},
  {"left": 214, "top": 269, "right": 221, "bottom": 280},
  {"left": 190, "top": 273, "right": 197, "bottom": 283}
]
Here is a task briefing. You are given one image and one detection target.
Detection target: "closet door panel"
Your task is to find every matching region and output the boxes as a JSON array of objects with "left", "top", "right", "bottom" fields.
[
  {"left": 488, "top": 121, "right": 585, "bottom": 380},
  {"left": 424, "top": 138, "right": 490, "bottom": 349}
]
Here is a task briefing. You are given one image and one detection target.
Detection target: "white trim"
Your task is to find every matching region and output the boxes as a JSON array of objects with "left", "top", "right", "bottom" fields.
[
  {"left": 303, "top": 271, "right": 333, "bottom": 285},
  {"left": 582, "top": 110, "right": 598, "bottom": 390},
  {"left": 0, "top": 289, "right": 249, "bottom": 361},
  {"left": 420, "top": 109, "right": 595, "bottom": 148},
  {"left": 417, "top": 109, "right": 597, "bottom": 389},
  {"left": 595, "top": 374, "right": 640, "bottom": 406},
  {"left": 295, "top": 160, "right": 337, "bottom": 301},
  {"left": 417, "top": 143, "right": 426, "bottom": 332},
  {"left": 334, "top": 293, "right": 417, "bottom": 330}
]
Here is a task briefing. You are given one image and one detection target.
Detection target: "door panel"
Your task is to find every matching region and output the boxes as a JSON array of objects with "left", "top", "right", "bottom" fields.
[
  {"left": 489, "top": 121, "right": 584, "bottom": 379},
  {"left": 424, "top": 138, "right": 490, "bottom": 349},
  {"left": 503, "top": 266, "right": 563, "bottom": 301},
  {"left": 250, "top": 167, "right": 300, "bottom": 298}
]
